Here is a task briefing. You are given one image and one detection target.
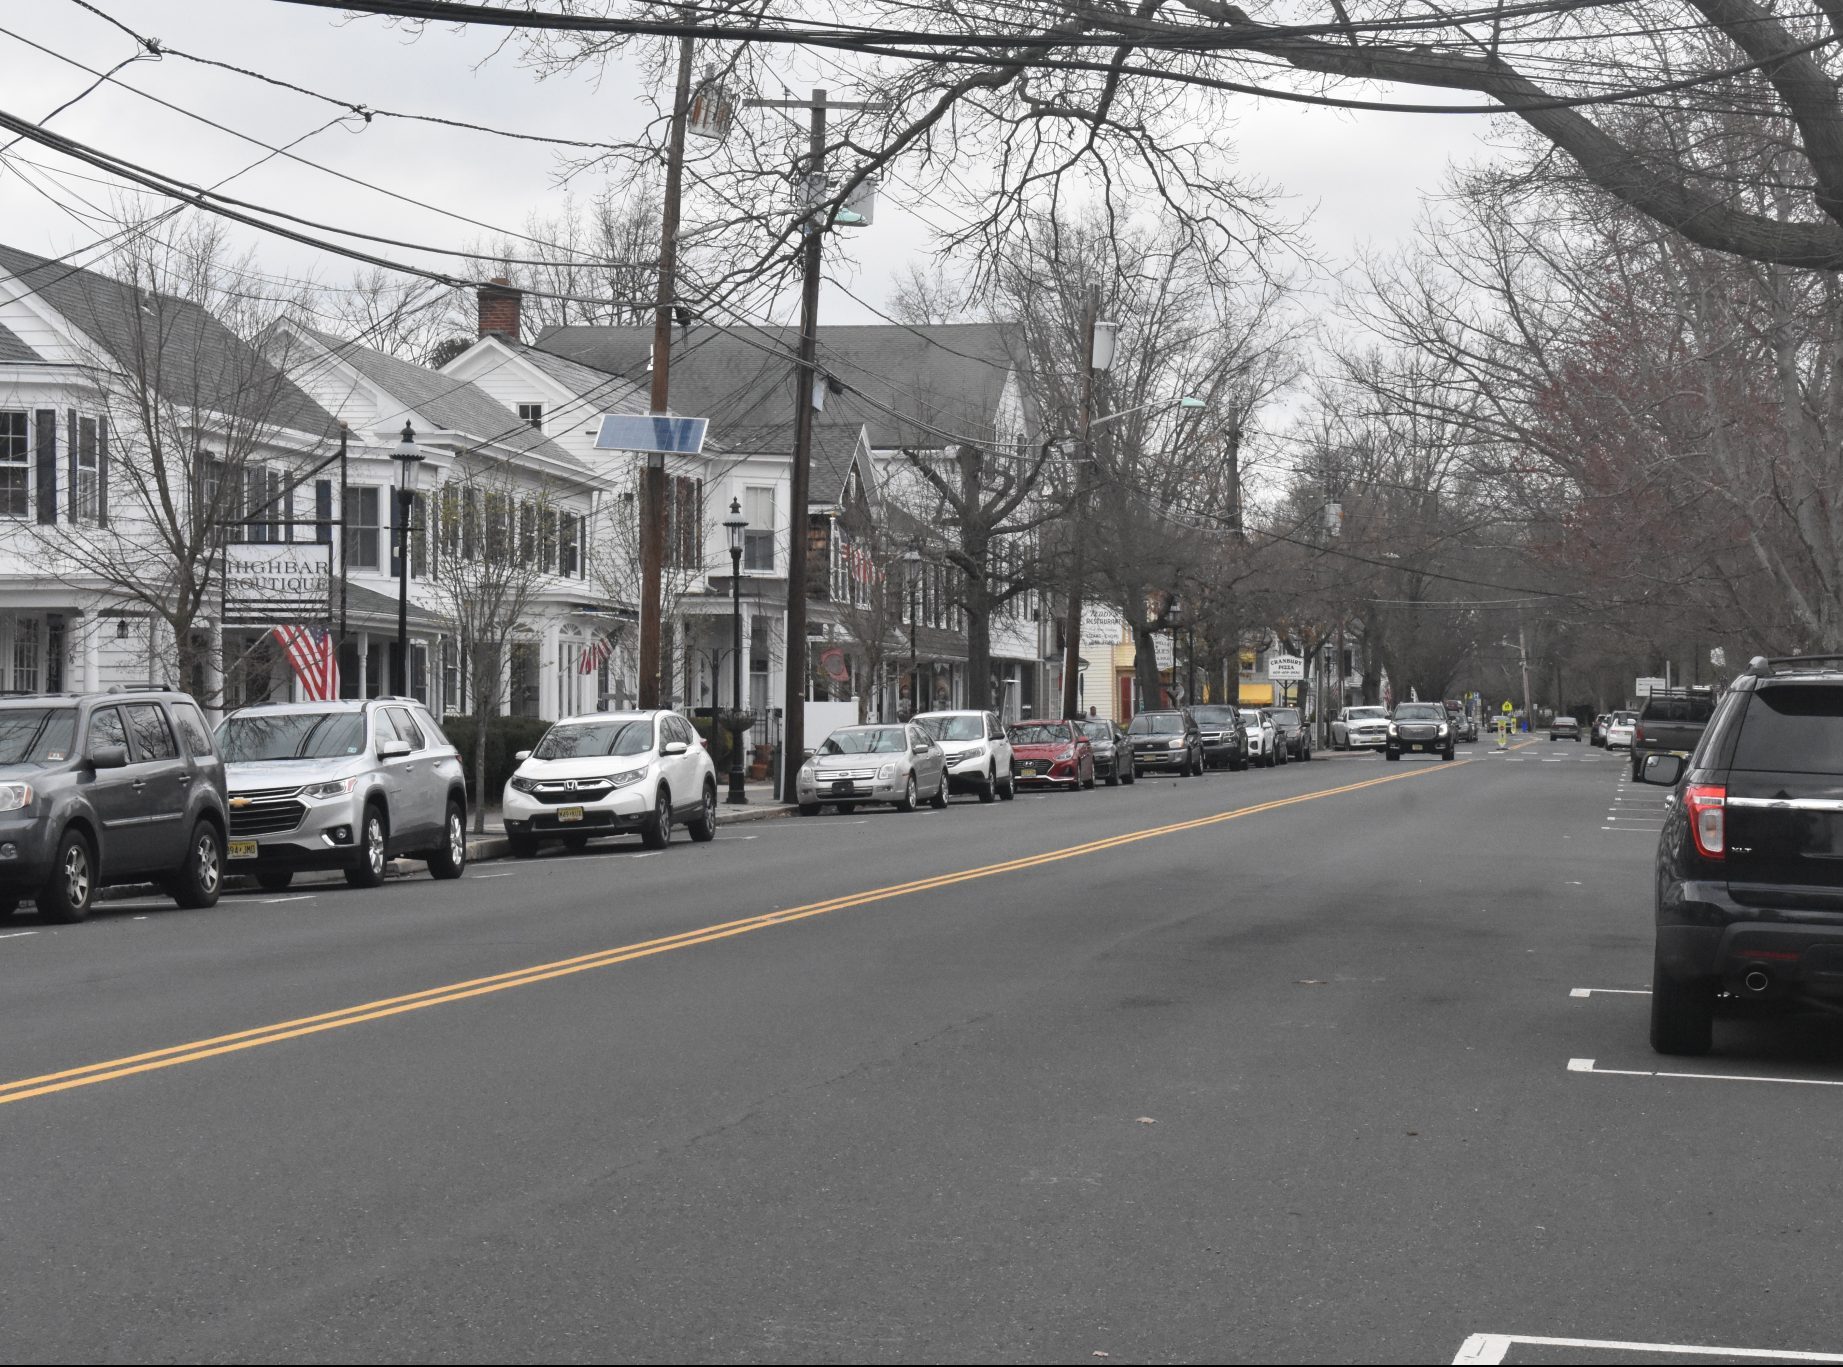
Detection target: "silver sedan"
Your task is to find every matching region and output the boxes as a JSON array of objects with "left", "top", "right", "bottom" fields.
[{"left": 795, "top": 723, "right": 948, "bottom": 815}]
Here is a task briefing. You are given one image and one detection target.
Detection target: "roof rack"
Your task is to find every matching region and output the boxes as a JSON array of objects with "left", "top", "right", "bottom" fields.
[
  {"left": 105, "top": 683, "right": 174, "bottom": 693},
  {"left": 1745, "top": 654, "right": 1843, "bottom": 677}
]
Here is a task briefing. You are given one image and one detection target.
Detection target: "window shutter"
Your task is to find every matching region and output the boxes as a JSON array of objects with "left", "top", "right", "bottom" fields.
[
  {"left": 315, "top": 479, "right": 332, "bottom": 545},
  {"left": 34, "top": 410, "right": 55, "bottom": 524},
  {"left": 96, "top": 417, "right": 108, "bottom": 528},
  {"left": 65, "top": 411, "right": 76, "bottom": 522}
]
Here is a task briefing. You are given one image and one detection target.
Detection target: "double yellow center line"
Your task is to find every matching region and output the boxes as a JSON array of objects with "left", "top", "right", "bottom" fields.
[{"left": 0, "top": 760, "right": 1465, "bottom": 1108}]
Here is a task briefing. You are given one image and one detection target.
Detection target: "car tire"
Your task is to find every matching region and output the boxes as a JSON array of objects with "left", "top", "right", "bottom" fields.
[
  {"left": 688, "top": 781, "right": 719, "bottom": 842},
  {"left": 1442, "top": 747, "right": 1455, "bottom": 762},
  {"left": 978, "top": 767, "right": 998, "bottom": 803},
  {"left": 1651, "top": 959, "right": 1716, "bottom": 1056},
  {"left": 170, "top": 820, "right": 225, "bottom": 910},
  {"left": 1105, "top": 767, "right": 1119, "bottom": 787},
  {"left": 38, "top": 828, "right": 94, "bottom": 924},
  {"left": 798, "top": 802, "right": 822, "bottom": 817},
  {"left": 507, "top": 829, "right": 540, "bottom": 858},
  {"left": 837, "top": 802, "right": 858, "bottom": 814},
  {"left": 0, "top": 896, "right": 17, "bottom": 920},
  {"left": 1385, "top": 749, "right": 1401, "bottom": 763},
  {"left": 429, "top": 802, "right": 469, "bottom": 878},
  {"left": 895, "top": 776, "right": 918, "bottom": 813},
  {"left": 1082, "top": 765, "right": 1095, "bottom": 790},
  {"left": 641, "top": 785, "right": 674, "bottom": 849},
  {"left": 256, "top": 869, "right": 294, "bottom": 893},
  {"left": 345, "top": 805, "right": 389, "bottom": 889},
  {"left": 929, "top": 777, "right": 949, "bottom": 810},
  {"left": 562, "top": 834, "right": 591, "bottom": 851},
  {"left": 1000, "top": 770, "right": 1017, "bottom": 800}
]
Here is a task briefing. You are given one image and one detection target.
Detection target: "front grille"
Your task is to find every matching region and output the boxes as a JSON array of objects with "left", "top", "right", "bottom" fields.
[
  {"left": 817, "top": 768, "right": 877, "bottom": 781},
  {"left": 231, "top": 785, "right": 302, "bottom": 802},
  {"left": 530, "top": 780, "right": 616, "bottom": 806},
  {"left": 230, "top": 801, "right": 306, "bottom": 836}
]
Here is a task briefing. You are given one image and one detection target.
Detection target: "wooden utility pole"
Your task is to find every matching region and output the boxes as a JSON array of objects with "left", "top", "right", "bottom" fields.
[
  {"left": 744, "top": 88, "right": 885, "bottom": 799},
  {"left": 639, "top": 30, "right": 696, "bottom": 710},
  {"left": 1059, "top": 292, "right": 1099, "bottom": 721}
]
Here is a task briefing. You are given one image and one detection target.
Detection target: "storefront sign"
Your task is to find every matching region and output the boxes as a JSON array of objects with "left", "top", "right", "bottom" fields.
[{"left": 222, "top": 542, "right": 333, "bottom": 626}]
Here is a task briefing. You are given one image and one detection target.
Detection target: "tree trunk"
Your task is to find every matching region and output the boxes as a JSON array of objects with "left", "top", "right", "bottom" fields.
[{"left": 1133, "top": 621, "right": 1162, "bottom": 712}]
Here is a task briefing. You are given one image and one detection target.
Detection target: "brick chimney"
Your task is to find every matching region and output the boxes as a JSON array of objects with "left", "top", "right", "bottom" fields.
[{"left": 477, "top": 277, "right": 521, "bottom": 341}]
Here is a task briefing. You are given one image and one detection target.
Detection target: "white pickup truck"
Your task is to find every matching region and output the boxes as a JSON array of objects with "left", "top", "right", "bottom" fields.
[{"left": 1331, "top": 705, "right": 1391, "bottom": 751}]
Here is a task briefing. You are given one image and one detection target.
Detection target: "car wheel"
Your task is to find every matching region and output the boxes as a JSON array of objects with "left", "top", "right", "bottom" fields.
[
  {"left": 256, "top": 869, "right": 294, "bottom": 893},
  {"left": 978, "top": 767, "right": 998, "bottom": 804},
  {"left": 562, "top": 834, "right": 591, "bottom": 851},
  {"left": 38, "top": 828, "right": 94, "bottom": 924},
  {"left": 345, "top": 805, "right": 389, "bottom": 888},
  {"left": 1121, "top": 764, "right": 1135, "bottom": 785},
  {"left": 429, "top": 801, "right": 468, "bottom": 878},
  {"left": 1001, "top": 769, "right": 1017, "bottom": 800},
  {"left": 688, "top": 781, "right": 719, "bottom": 841},
  {"left": 1105, "top": 766, "right": 1119, "bottom": 787},
  {"left": 895, "top": 776, "right": 918, "bottom": 813},
  {"left": 1442, "top": 747, "right": 1455, "bottom": 761},
  {"left": 507, "top": 829, "right": 540, "bottom": 858},
  {"left": 641, "top": 785, "right": 674, "bottom": 849},
  {"left": 1651, "top": 958, "right": 1716, "bottom": 1056},
  {"left": 837, "top": 802, "right": 858, "bottom": 814},
  {"left": 0, "top": 896, "right": 17, "bottom": 920},
  {"left": 169, "top": 822, "right": 224, "bottom": 910},
  {"left": 1385, "top": 749, "right": 1401, "bottom": 763},
  {"left": 1082, "top": 764, "right": 1096, "bottom": 790},
  {"left": 798, "top": 802, "right": 823, "bottom": 817},
  {"left": 929, "top": 776, "right": 949, "bottom": 809}
]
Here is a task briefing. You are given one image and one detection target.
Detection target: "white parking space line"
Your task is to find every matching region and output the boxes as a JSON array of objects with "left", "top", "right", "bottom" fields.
[
  {"left": 1568, "top": 1057, "right": 1843, "bottom": 1088},
  {"left": 0, "top": 930, "right": 37, "bottom": 940},
  {"left": 1454, "top": 1332, "right": 1843, "bottom": 1363},
  {"left": 261, "top": 894, "right": 315, "bottom": 904},
  {"left": 472, "top": 872, "right": 518, "bottom": 880},
  {"left": 1570, "top": 987, "right": 1652, "bottom": 997},
  {"left": 1600, "top": 827, "right": 1661, "bottom": 833}
]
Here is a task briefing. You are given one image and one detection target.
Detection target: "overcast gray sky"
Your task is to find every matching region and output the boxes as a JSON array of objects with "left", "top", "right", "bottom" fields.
[{"left": 1, "top": 1, "right": 1493, "bottom": 329}]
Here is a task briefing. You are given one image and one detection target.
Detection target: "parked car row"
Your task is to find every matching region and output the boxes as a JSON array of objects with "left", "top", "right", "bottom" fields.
[{"left": 0, "top": 689, "right": 470, "bottom": 924}]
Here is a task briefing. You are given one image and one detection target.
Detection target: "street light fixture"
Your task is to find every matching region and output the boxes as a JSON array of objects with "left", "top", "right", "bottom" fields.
[
  {"left": 723, "top": 497, "right": 749, "bottom": 805},
  {"left": 902, "top": 546, "right": 923, "bottom": 719},
  {"left": 392, "top": 422, "right": 424, "bottom": 698}
]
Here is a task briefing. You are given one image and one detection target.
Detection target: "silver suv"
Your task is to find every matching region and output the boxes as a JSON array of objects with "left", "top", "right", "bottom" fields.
[{"left": 216, "top": 698, "right": 468, "bottom": 891}]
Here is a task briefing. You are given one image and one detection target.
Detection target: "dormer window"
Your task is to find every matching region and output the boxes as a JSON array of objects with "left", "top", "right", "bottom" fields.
[{"left": 517, "top": 403, "right": 544, "bottom": 431}]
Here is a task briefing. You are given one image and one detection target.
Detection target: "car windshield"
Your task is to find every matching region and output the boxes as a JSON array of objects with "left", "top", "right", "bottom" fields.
[
  {"left": 822, "top": 727, "right": 908, "bottom": 755},
  {"left": 1270, "top": 709, "right": 1301, "bottom": 725},
  {"left": 1612, "top": 712, "right": 1638, "bottom": 724},
  {"left": 218, "top": 710, "right": 367, "bottom": 762},
  {"left": 1238, "top": 710, "right": 1264, "bottom": 723},
  {"left": 1080, "top": 721, "right": 1113, "bottom": 742},
  {"left": 1191, "top": 706, "right": 1236, "bottom": 724},
  {"left": 1395, "top": 704, "right": 1445, "bottom": 721},
  {"left": 0, "top": 707, "right": 77, "bottom": 765},
  {"left": 917, "top": 715, "right": 983, "bottom": 742},
  {"left": 1126, "top": 714, "right": 1183, "bottom": 735},
  {"left": 1009, "top": 722, "right": 1073, "bottom": 745},
  {"left": 533, "top": 720, "right": 653, "bottom": 759},
  {"left": 1347, "top": 707, "right": 1387, "bottom": 721}
]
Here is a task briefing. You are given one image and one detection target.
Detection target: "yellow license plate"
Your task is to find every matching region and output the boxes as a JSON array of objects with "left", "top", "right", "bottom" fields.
[
  {"left": 228, "top": 840, "right": 258, "bottom": 860},
  {"left": 557, "top": 806, "right": 584, "bottom": 823}
]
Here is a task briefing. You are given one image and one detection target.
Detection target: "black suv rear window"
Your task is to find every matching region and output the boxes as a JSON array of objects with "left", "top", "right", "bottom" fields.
[
  {"left": 1641, "top": 693, "right": 1716, "bottom": 722},
  {"left": 1730, "top": 686, "right": 1843, "bottom": 774}
]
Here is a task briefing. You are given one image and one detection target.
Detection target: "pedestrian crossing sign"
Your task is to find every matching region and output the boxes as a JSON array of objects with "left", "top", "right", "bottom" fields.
[{"left": 1501, "top": 700, "right": 1514, "bottom": 714}]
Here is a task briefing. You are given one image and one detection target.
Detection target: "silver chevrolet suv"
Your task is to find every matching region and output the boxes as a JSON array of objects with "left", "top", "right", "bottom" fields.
[{"left": 215, "top": 698, "right": 468, "bottom": 891}]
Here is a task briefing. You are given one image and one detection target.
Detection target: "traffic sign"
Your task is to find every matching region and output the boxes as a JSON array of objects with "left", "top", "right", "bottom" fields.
[{"left": 1501, "top": 700, "right": 1514, "bottom": 714}]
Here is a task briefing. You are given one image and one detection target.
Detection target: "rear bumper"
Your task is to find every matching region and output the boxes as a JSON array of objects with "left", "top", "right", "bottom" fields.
[
  {"left": 1132, "top": 751, "right": 1187, "bottom": 770},
  {"left": 1659, "top": 879, "right": 1843, "bottom": 995}
]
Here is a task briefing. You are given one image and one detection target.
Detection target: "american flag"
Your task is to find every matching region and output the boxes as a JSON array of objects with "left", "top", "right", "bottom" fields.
[
  {"left": 578, "top": 633, "right": 613, "bottom": 676},
  {"left": 273, "top": 625, "right": 340, "bottom": 701}
]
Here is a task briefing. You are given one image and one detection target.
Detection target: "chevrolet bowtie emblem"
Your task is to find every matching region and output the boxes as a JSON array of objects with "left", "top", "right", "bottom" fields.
[{"left": 229, "top": 796, "right": 252, "bottom": 808}]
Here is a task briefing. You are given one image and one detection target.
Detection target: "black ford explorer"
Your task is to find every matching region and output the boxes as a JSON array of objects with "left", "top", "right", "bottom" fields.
[{"left": 1640, "top": 655, "right": 1843, "bottom": 1054}]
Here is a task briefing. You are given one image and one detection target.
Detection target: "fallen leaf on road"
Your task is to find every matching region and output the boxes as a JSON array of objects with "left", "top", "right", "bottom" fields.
[
  {"left": 1295, "top": 979, "right": 1328, "bottom": 986},
  {"left": 1135, "top": 1117, "right": 1157, "bottom": 1125},
  {"left": 1092, "top": 1353, "right": 1110, "bottom": 1359}
]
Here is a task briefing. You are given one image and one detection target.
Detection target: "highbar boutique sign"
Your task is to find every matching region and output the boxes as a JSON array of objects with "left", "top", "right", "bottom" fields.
[{"left": 221, "top": 542, "right": 333, "bottom": 627}]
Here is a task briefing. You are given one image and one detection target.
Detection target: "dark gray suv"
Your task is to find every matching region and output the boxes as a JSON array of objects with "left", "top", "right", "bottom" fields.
[{"left": 0, "top": 689, "right": 228, "bottom": 923}]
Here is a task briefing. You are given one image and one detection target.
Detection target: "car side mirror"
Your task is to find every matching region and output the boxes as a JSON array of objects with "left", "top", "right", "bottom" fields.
[
  {"left": 89, "top": 744, "right": 128, "bottom": 770},
  {"left": 662, "top": 740, "right": 689, "bottom": 756},
  {"left": 378, "top": 738, "right": 411, "bottom": 760},
  {"left": 514, "top": 750, "right": 532, "bottom": 763},
  {"left": 804, "top": 747, "right": 818, "bottom": 759},
  {"left": 912, "top": 743, "right": 928, "bottom": 755},
  {"left": 1639, "top": 752, "right": 1686, "bottom": 787}
]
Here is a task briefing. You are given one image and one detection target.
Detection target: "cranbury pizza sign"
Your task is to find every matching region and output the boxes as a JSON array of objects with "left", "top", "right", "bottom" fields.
[{"left": 221, "top": 542, "right": 333, "bottom": 627}]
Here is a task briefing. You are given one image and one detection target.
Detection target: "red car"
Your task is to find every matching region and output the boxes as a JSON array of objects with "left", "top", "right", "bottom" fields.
[{"left": 1005, "top": 719, "right": 1096, "bottom": 790}]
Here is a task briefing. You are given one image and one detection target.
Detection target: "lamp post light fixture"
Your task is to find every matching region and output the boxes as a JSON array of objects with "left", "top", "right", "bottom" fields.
[
  {"left": 392, "top": 422, "right": 424, "bottom": 698},
  {"left": 723, "top": 498, "right": 749, "bottom": 805},
  {"left": 902, "top": 546, "right": 923, "bottom": 719}
]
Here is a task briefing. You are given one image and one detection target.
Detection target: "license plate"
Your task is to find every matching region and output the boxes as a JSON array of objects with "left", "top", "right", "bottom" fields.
[
  {"left": 557, "top": 806, "right": 584, "bottom": 823},
  {"left": 1020, "top": 765, "right": 1039, "bottom": 776},
  {"left": 228, "top": 839, "right": 258, "bottom": 860},
  {"left": 831, "top": 780, "right": 854, "bottom": 795}
]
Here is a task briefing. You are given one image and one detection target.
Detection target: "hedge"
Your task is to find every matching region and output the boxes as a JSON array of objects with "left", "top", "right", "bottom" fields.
[{"left": 437, "top": 714, "right": 555, "bottom": 805}]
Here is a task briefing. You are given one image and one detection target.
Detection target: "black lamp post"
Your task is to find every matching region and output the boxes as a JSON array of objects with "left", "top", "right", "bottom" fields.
[
  {"left": 723, "top": 498, "right": 748, "bottom": 805},
  {"left": 392, "top": 423, "right": 424, "bottom": 697},
  {"left": 902, "top": 546, "right": 922, "bottom": 719}
]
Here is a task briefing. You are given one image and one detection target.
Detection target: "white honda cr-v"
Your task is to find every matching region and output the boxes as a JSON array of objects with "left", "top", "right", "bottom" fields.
[{"left": 502, "top": 710, "right": 718, "bottom": 857}]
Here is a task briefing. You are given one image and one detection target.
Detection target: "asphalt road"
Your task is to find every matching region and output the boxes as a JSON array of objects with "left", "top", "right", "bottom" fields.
[{"left": 3, "top": 741, "right": 1841, "bottom": 1364}]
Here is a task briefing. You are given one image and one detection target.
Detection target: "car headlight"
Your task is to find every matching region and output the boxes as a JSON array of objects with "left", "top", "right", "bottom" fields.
[
  {"left": 878, "top": 763, "right": 898, "bottom": 780},
  {"left": 508, "top": 774, "right": 538, "bottom": 794},
  {"left": 304, "top": 776, "right": 357, "bottom": 800},
  {"left": 0, "top": 782, "right": 31, "bottom": 813},
  {"left": 607, "top": 768, "right": 651, "bottom": 788},
  {"left": 1166, "top": 738, "right": 1185, "bottom": 750},
  {"left": 1438, "top": 724, "right": 1449, "bottom": 736},
  {"left": 1388, "top": 724, "right": 1399, "bottom": 735}
]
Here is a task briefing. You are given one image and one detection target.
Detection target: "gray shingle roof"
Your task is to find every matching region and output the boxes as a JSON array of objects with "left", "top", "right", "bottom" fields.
[
  {"left": 507, "top": 340, "right": 644, "bottom": 410},
  {"left": 709, "top": 420, "right": 867, "bottom": 505},
  {"left": 535, "top": 321, "right": 1025, "bottom": 451},
  {"left": 296, "top": 325, "right": 580, "bottom": 466},
  {"left": 0, "top": 320, "right": 40, "bottom": 363},
  {"left": 0, "top": 242, "right": 337, "bottom": 436}
]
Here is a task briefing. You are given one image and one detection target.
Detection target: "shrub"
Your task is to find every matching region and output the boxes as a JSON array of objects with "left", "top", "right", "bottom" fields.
[{"left": 437, "top": 714, "right": 555, "bottom": 804}]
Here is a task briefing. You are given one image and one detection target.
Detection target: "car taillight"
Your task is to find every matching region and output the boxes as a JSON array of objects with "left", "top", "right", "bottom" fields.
[
  {"left": 1685, "top": 782, "right": 1726, "bottom": 859},
  {"left": 1635, "top": 725, "right": 1646, "bottom": 745}
]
